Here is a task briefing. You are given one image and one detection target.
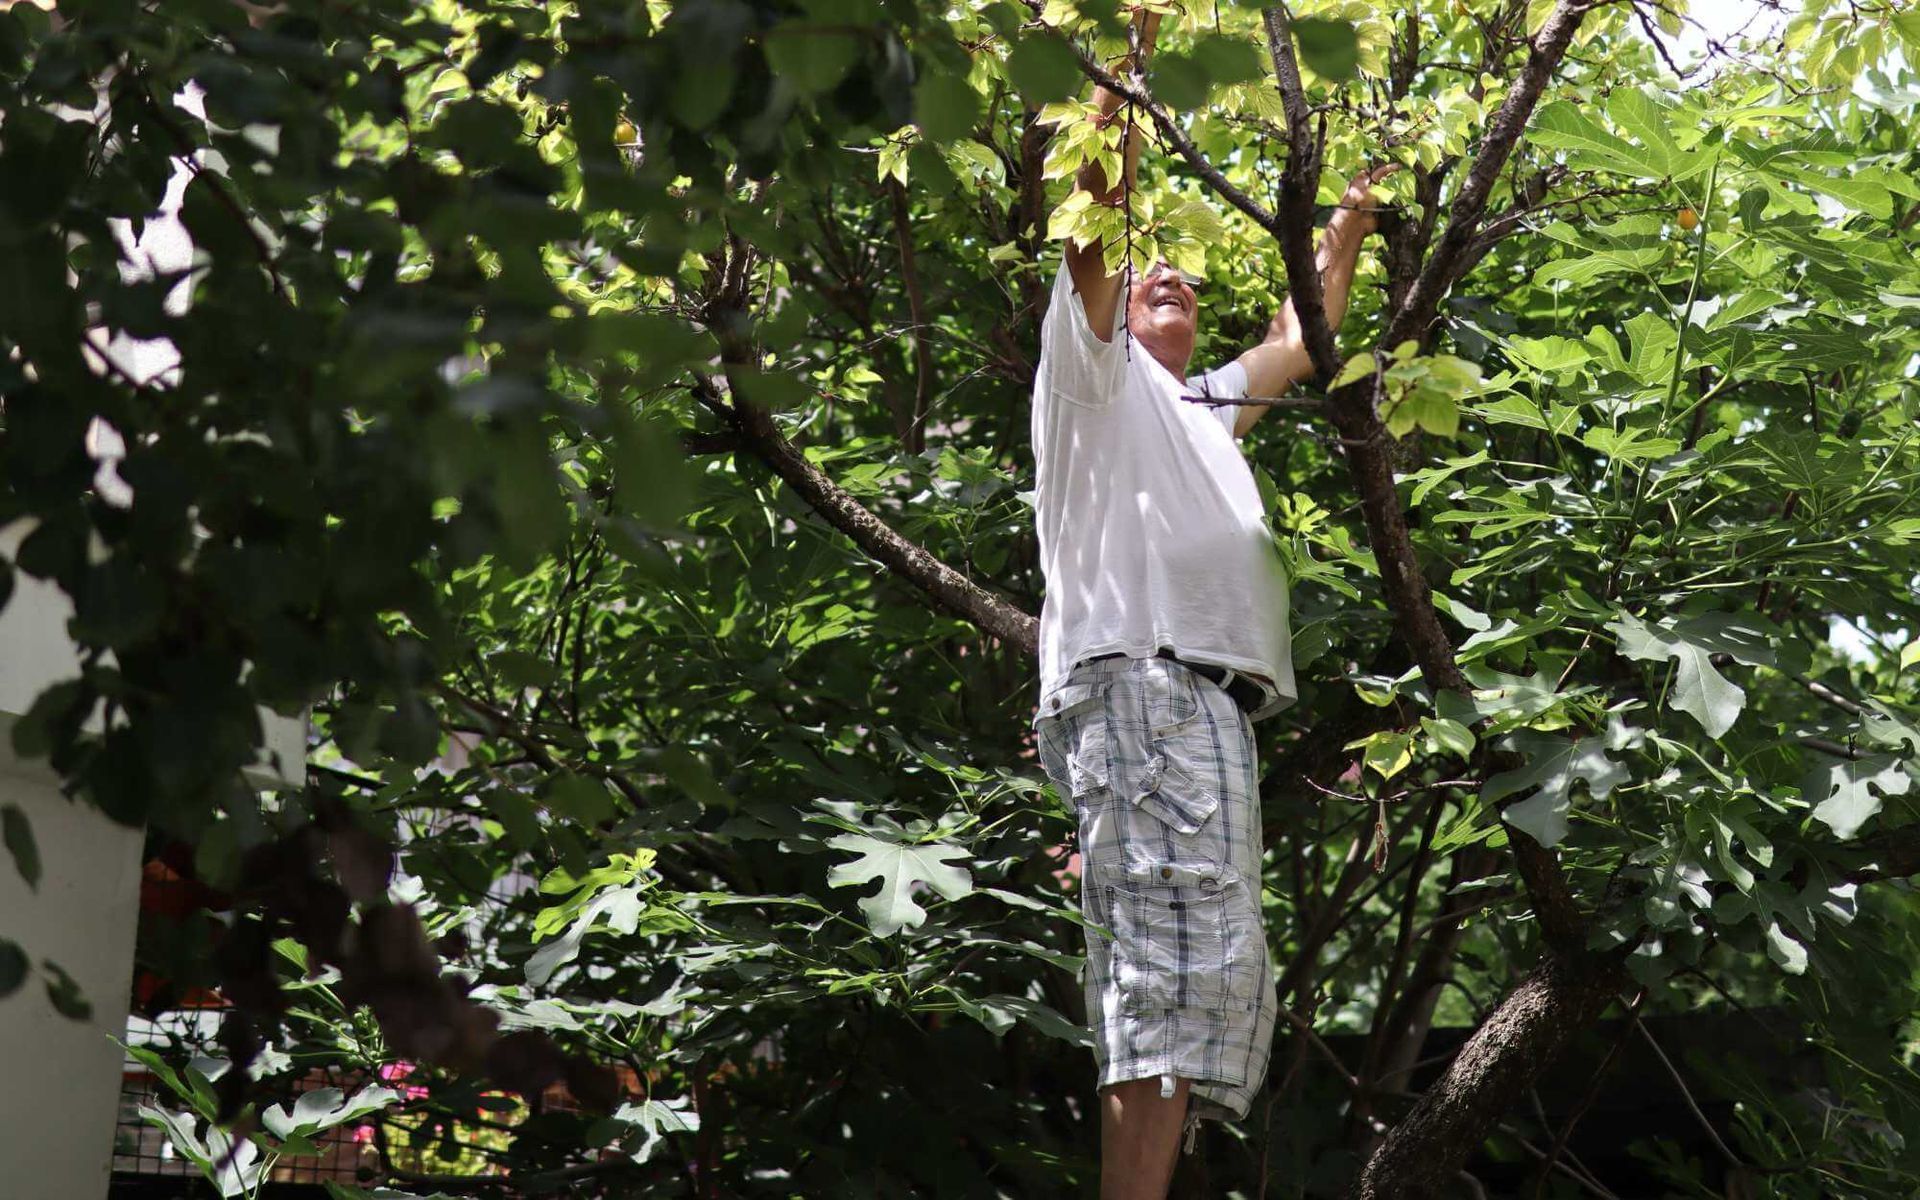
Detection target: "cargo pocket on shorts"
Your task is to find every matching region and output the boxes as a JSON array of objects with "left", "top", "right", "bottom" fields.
[
  {"left": 1127, "top": 718, "right": 1220, "bottom": 835},
  {"left": 1106, "top": 860, "right": 1261, "bottom": 1015},
  {"left": 1036, "top": 682, "right": 1110, "bottom": 810}
]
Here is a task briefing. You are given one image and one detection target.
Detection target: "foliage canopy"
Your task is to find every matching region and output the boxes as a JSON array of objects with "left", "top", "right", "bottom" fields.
[{"left": 4, "top": 0, "right": 1920, "bottom": 1196}]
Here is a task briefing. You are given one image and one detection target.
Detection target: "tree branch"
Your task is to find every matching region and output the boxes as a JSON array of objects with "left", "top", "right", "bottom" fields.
[
  {"left": 1262, "top": 7, "right": 1341, "bottom": 378},
  {"left": 1383, "top": 0, "right": 1593, "bottom": 351},
  {"left": 1180, "top": 393, "right": 1330, "bottom": 411},
  {"left": 1021, "top": 0, "right": 1286, "bottom": 239},
  {"left": 887, "top": 178, "right": 935, "bottom": 453},
  {"left": 1349, "top": 956, "right": 1629, "bottom": 1200},
  {"left": 703, "top": 373, "right": 1040, "bottom": 656}
]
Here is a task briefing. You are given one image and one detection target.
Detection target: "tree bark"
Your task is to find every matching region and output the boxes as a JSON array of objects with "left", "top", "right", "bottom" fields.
[
  {"left": 1350, "top": 953, "right": 1628, "bottom": 1200},
  {"left": 727, "top": 398, "right": 1039, "bottom": 656}
]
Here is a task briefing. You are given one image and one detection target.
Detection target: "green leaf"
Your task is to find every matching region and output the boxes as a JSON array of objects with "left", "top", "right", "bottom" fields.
[
  {"left": 824, "top": 832, "right": 973, "bottom": 936},
  {"left": 262, "top": 1084, "right": 402, "bottom": 1139},
  {"left": 1421, "top": 716, "right": 1476, "bottom": 759},
  {"left": 2, "top": 804, "right": 38, "bottom": 890},
  {"left": 1190, "top": 33, "right": 1266, "bottom": 87},
  {"left": 1803, "top": 755, "right": 1911, "bottom": 840},
  {"left": 1505, "top": 335, "right": 1590, "bottom": 375},
  {"left": 962, "top": 992, "right": 1091, "bottom": 1046},
  {"left": 1484, "top": 729, "right": 1630, "bottom": 848},
  {"left": 1764, "top": 921, "right": 1808, "bottom": 975},
  {"left": 609, "top": 1096, "right": 700, "bottom": 1163},
  {"left": 763, "top": 26, "right": 858, "bottom": 97},
  {"left": 914, "top": 69, "right": 980, "bottom": 142},
  {"left": 1347, "top": 729, "right": 1414, "bottom": 780},
  {"left": 542, "top": 773, "right": 619, "bottom": 825},
  {"left": 1330, "top": 352, "right": 1376, "bottom": 390},
  {"left": 492, "top": 649, "right": 561, "bottom": 689},
  {"left": 1581, "top": 427, "right": 1682, "bottom": 462},
  {"left": 1006, "top": 36, "right": 1080, "bottom": 104},
  {"left": 1151, "top": 53, "right": 1210, "bottom": 112},
  {"left": 1604, "top": 88, "right": 1683, "bottom": 176},
  {"left": 1383, "top": 388, "right": 1459, "bottom": 439},
  {"left": 1609, "top": 613, "right": 1776, "bottom": 738},
  {"left": 1292, "top": 17, "right": 1360, "bottom": 81},
  {"left": 1527, "top": 101, "right": 1671, "bottom": 181}
]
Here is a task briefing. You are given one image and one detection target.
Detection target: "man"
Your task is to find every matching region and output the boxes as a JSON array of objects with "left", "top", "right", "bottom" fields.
[{"left": 1028, "top": 12, "right": 1394, "bottom": 1198}]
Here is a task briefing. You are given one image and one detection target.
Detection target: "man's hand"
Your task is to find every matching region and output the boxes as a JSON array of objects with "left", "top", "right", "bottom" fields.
[
  {"left": 1063, "top": 7, "right": 1163, "bottom": 341},
  {"left": 1230, "top": 162, "right": 1399, "bottom": 433},
  {"left": 1327, "top": 163, "right": 1402, "bottom": 240}
]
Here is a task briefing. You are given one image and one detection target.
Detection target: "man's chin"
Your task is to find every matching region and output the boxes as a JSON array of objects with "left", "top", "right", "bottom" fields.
[{"left": 1130, "top": 317, "right": 1195, "bottom": 348}]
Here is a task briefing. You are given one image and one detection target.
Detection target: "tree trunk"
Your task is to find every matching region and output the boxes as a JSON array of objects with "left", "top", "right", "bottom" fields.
[{"left": 1347, "top": 952, "right": 1627, "bottom": 1200}]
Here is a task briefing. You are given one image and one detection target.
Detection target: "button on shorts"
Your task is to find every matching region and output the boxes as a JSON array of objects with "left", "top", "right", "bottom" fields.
[{"left": 1034, "top": 655, "right": 1278, "bottom": 1127}]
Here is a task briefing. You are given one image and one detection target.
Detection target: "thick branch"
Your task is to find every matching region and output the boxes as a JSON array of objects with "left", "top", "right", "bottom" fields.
[
  {"left": 712, "top": 376, "right": 1039, "bottom": 655},
  {"left": 1262, "top": 8, "right": 1340, "bottom": 377},
  {"left": 1383, "top": 0, "right": 1592, "bottom": 350},
  {"left": 1349, "top": 955, "right": 1629, "bottom": 1200}
]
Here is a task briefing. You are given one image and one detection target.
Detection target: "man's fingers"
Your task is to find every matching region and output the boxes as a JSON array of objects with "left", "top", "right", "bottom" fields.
[{"left": 1362, "top": 162, "right": 1403, "bottom": 186}]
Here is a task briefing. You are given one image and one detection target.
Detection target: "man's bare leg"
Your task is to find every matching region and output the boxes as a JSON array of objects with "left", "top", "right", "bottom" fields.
[{"left": 1099, "top": 1075, "right": 1191, "bottom": 1200}]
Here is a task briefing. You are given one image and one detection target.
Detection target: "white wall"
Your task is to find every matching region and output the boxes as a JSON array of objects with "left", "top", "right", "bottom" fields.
[
  {"left": 0, "top": 519, "right": 307, "bottom": 1197},
  {"left": 0, "top": 753, "right": 146, "bottom": 1200}
]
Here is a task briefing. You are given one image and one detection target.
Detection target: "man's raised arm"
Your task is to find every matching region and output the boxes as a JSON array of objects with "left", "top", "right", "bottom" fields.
[
  {"left": 1062, "top": 10, "right": 1161, "bottom": 342},
  {"left": 1229, "top": 165, "right": 1398, "bottom": 437}
]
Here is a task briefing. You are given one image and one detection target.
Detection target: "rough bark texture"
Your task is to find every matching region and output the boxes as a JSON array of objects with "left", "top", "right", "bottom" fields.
[
  {"left": 1261, "top": 7, "right": 1340, "bottom": 376},
  {"left": 1327, "top": 396, "right": 1470, "bottom": 692},
  {"left": 1350, "top": 954, "right": 1628, "bottom": 1200}
]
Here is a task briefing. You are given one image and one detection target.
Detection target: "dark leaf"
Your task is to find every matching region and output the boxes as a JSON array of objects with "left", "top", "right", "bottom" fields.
[
  {"left": 913, "top": 67, "right": 979, "bottom": 142},
  {"left": 763, "top": 26, "right": 859, "bottom": 97},
  {"left": 1292, "top": 17, "right": 1360, "bottom": 81},
  {"left": 1, "top": 804, "right": 38, "bottom": 890},
  {"left": 1006, "top": 36, "right": 1079, "bottom": 104}
]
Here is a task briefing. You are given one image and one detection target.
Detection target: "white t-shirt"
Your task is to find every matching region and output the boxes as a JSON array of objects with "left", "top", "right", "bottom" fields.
[{"left": 1030, "top": 261, "right": 1297, "bottom": 716}]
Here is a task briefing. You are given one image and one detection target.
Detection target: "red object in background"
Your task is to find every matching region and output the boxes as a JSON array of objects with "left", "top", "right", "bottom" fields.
[
  {"left": 131, "top": 968, "right": 225, "bottom": 1012},
  {"left": 140, "top": 842, "right": 233, "bottom": 919},
  {"left": 133, "top": 842, "right": 232, "bottom": 1012}
]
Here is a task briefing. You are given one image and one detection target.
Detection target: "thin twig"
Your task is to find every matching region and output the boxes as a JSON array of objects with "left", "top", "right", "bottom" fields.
[
  {"left": 1017, "top": 0, "right": 1284, "bottom": 238},
  {"left": 1179, "top": 394, "right": 1329, "bottom": 410},
  {"left": 1531, "top": 989, "right": 1644, "bottom": 1199},
  {"left": 1628, "top": 1007, "right": 1745, "bottom": 1167}
]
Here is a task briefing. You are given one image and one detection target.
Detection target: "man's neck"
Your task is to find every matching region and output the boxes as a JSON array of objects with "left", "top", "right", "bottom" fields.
[{"left": 1130, "top": 331, "right": 1193, "bottom": 380}]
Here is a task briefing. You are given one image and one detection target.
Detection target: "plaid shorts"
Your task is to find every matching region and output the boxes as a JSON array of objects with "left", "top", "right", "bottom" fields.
[{"left": 1034, "top": 656, "right": 1278, "bottom": 1131}]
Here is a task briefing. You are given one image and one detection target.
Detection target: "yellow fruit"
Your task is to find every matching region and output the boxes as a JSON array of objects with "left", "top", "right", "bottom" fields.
[
  {"left": 615, "top": 118, "right": 638, "bottom": 146},
  {"left": 1677, "top": 206, "right": 1699, "bottom": 230}
]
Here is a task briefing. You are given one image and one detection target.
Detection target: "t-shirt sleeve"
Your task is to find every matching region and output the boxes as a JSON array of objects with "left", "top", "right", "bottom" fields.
[
  {"left": 1039, "top": 257, "right": 1127, "bottom": 410},
  {"left": 1189, "top": 360, "right": 1250, "bottom": 437}
]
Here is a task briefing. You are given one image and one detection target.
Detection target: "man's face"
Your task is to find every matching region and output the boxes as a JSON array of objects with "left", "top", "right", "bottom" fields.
[{"left": 1125, "top": 261, "right": 1199, "bottom": 374}]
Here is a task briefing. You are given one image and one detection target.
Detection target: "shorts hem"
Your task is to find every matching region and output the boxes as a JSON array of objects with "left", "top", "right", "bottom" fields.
[{"left": 1096, "top": 1061, "right": 1256, "bottom": 1123}]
